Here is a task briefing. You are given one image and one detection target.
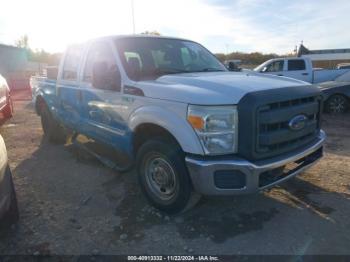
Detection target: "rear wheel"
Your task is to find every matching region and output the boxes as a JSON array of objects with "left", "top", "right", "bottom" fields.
[
  {"left": 325, "top": 94, "right": 349, "bottom": 114},
  {"left": 137, "top": 139, "right": 201, "bottom": 214},
  {"left": 40, "top": 103, "right": 67, "bottom": 144},
  {"left": 3, "top": 95, "right": 13, "bottom": 119}
]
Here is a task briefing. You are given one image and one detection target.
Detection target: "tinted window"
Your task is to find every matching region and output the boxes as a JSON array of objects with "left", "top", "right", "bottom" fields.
[
  {"left": 266, "top": 60, "right": 284, "bottom": 72},
  {"left": 288, "top": 60, "right": 306, "bottom": 71},
  {"left": 62, "top": 46, "right": 83, "bottom": 81},
  {"left": 83, "top": 42, "right": 121, "bottom": 91},
  {"left": 116, "top": 38, "right": 226, "bottom": 81}
]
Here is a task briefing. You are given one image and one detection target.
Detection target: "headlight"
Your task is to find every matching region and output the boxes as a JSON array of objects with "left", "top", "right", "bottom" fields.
[{"left": 187, "top": 105, "right": 238, "bottom": 155}]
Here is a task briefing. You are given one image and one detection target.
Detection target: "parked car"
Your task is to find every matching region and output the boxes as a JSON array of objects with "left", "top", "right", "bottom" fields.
[
  {"left": 319, "top": 71, "right": 350, "bottom": 113},
  {"left": 32, "top": 35, "right": 325, "bottom": 213},
  {"left": 0, "top": 74, "right": 13, "bottom": 120},
  {"left": 336, "top": 63, "right": 350, "bottom": 70},
  {"left": 254, "top": 57, "right": 350, "bottom": 83},
  {"left": 0, "top": 134, "right": 19, "bottom": 228}
]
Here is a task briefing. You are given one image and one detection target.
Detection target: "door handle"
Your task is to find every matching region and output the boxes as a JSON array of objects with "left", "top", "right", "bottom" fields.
[
  {"left": 302, "top": 73, "right": 309, "bottom": 75},
  {"left": 277, "top": 74, "right": 284, "bottom": 76}
]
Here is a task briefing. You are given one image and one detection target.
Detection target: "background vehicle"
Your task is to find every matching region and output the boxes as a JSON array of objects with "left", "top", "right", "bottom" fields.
[
  {"left": 337, "top": 63, "right": 350, "bottom": 70},
  {"left": 254, "top": 57, "right": 350, "bottom": 83},
  {"left": 0, "top": 74, "right": 13, "bottom": 120},
  {"left": 0, "top": 134, "right": 19, "bottom": 228},
  {"left": 32, "top": 35, "right": 325, "bottom": 213},
  {"left": 319, "top": 71, "right": 350, "bottom": 113}
]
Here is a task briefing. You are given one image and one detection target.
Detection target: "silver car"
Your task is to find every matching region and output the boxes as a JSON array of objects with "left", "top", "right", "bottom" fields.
[{"left": 0, "top": 134, "right": 18, "bottom": 228}]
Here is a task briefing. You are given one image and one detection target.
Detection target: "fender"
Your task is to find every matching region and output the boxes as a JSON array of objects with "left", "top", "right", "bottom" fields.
[{"left": 129, "top": 105, "right": 204, "bottom": 155}]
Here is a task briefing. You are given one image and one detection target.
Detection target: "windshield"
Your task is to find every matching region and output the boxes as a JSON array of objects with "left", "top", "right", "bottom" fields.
[
  {"left": 115, "top": 37, "right": 226, "bottom": 81},
  {"left": 335, "top": 71, "right": 350, "bottom": 82}
]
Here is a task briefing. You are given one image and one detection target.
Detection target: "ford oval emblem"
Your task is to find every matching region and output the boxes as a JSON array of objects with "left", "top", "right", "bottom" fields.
[{"left": 288, "top": 115, "right": 307, "bottom": 131}]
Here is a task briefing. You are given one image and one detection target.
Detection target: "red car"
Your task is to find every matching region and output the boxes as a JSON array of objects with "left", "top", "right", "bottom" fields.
[{"left": 0, "top": 74, "right": 13, "bottom": 120}]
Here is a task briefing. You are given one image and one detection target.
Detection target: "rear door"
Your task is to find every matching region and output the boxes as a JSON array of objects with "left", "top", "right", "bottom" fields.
[
  {"left": 56, "top": 45, "right": 84, "bottom": 130},
  {"left": 79, "top": 40, "right": 128, "bottom": 151},
  {"left": 286, "top": 59, "right": 311, "bottom": 82}
]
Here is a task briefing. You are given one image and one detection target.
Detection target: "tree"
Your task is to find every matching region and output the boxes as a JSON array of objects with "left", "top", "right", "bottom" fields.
[
  {"left": 15, "top": 35, "right": 29, "bottom": 49},
  {"left": 141, "top": 30, "right": 161, "bottom": 36}
]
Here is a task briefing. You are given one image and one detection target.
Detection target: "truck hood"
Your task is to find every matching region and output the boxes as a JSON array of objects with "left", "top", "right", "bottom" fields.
[{"left": 136, "top": 71, "right": 309, "bottom": 104}]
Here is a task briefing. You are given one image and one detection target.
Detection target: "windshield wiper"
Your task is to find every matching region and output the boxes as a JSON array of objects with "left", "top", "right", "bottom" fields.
[
  {"left": 157, "top": 68, "right": 191, "bottom": 74},
  {"left": 194, "top": 68, "right": 226, "bottom": 72}
]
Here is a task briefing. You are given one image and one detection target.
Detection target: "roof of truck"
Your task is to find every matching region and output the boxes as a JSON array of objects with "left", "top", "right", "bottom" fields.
[{"left": 97, "top": 34, "right": 191, "bottom": 42}]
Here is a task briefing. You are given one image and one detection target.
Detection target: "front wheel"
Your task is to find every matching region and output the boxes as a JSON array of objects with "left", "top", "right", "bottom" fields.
[
  {"left": 0, "top": 166, "right": 19, "bottom": 229},
  {"left": 325, "top": 94, "right": 349, "bottom": 114},
  {"left": 137, "top": 139, "right": 200, "bottom": 214}
]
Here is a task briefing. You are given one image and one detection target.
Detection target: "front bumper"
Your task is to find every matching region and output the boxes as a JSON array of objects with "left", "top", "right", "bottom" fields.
[{"left": 186, "top": 130, "right": 326, "bottom": 196}]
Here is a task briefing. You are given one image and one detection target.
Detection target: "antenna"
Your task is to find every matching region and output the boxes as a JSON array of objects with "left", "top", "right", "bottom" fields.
[{"left": 131, "top": 0, "right": 136, "bottom": 34}]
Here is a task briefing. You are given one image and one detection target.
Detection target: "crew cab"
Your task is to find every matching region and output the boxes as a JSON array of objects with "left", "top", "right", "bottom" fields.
[
  {"left": 32, "top": 35, "right": 326, "bottom": 213},
  {"left": 254, "top": 57, "right": 350, "bottom": 83},
  {"left": 0, "top": 74, "right": 13, "bottom": 121}
]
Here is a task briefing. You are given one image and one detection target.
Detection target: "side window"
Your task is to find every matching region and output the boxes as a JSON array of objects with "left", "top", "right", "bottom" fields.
[
  {"left": 62, "top": 46, "right": 83, "bottom": 81},
  {"left": 266, "top": 60, "right": 284, "bottom": 72},
  {"left": 288, "top": 60, "right": 306, "bottom": 71},
  {"left": 83, "top": 42, "right": 121, "bottom": 91}
]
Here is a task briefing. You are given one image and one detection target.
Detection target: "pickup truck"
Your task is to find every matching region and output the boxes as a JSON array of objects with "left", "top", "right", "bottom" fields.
[
  {"left": 254, "top": 57, "right": 350, "bottom": 83},
  {"left": 32, "top": 35, "right": 326, "bottom": 213}
]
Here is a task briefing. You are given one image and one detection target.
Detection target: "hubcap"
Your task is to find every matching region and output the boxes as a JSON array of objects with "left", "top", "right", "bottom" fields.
[
  {"left": 145, "top": 155, "right": 177, "bottom": 201},
  {"left": 329, "top": 97, "right": 346, "bottom": 113}
]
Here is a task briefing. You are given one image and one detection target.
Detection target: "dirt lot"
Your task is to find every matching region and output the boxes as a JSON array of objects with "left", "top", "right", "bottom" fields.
[{"left": 0, "top": 100, "right": 349, "bottom": 255}]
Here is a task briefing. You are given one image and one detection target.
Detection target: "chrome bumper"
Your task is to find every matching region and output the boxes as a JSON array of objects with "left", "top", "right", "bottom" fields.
[{"left": 186, "top": 130, "right": 326, "bottom": 196}]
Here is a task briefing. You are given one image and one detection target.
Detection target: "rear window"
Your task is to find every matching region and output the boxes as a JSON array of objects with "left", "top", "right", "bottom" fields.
[
  {"left": 62, "top": 46, "right": 83, "bottom": 81},
  {"left": 288, "top": 60, "right": 306, "bottom": 71}
]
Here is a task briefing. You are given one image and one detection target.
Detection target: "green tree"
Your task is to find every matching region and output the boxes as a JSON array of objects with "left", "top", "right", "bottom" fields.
[
  {"left": 15, "top": 34, "right": 29, "bottom": 49},
  {"left": 141, "top": 30, "right": 161, "bottom": 36}
]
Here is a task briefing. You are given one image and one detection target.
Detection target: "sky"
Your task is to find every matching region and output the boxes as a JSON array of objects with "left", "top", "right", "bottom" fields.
[{"left": 0, "top": 0, "right": 349, "bottom": 54}]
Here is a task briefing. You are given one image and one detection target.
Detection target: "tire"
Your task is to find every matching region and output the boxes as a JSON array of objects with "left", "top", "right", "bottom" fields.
[
  {"left": 325, "top": 94, "right": 349, "bottom": 114},
  {"left": 0, "top": 166, "right": 19, "bottom": 229},
  {"left": 3, "top": 96, "right": 13, "bottom": 119},
  {"left": 40, "top": 103, "right": 67, "bottom": 144},
  {"left": 137, "top": 139, "right": 201, "bottom": 214}
]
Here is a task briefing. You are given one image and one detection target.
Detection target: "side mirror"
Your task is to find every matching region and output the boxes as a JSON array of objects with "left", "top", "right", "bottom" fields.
[
  {"left": 92, "top": 62, "right": 121, "bottom": 91},
  {"left": 261, "top": 66, "right": 268, "bottom": 73}
]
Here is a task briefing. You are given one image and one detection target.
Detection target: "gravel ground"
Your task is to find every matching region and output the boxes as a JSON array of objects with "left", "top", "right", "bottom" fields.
[{"left": 0, "top": 100, "right": 349, "bottom": 255}]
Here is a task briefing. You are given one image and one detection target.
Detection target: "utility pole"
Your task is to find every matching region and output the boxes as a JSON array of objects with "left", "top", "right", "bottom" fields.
[{"left": 131, "top": 0, "right": 136, "bottom": 34}]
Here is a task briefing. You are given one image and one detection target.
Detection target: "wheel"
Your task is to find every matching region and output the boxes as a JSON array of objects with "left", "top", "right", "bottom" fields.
[
  {"left": 325, "top": 94, "right": 349, "bottom": 114},
  {"left": 3, "top": 95, "right": 13, "bottom": 119},
  {"left": 40, "top": 103, "right": 67, "bottom": 144},
  {"left": 0, "top": 166, "right": 19, "bottom": 229},
  {"left": 137, "top": 139, "right": 201, "bottom": 214}
]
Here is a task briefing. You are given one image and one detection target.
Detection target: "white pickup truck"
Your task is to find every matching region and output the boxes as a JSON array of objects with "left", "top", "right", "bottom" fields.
[
  {"left": 254, "top": 57, "right": 350, "bottom": 83},
  {"left": 32, "top": 35, "right": 326, "bottom": 213}
]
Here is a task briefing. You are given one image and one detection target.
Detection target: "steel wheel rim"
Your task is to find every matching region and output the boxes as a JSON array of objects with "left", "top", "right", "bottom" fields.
[
  {"left": 329, "top": 96, "right": 346, "bottom": 113},
  {"left": 144, "top": 153, "right": 178, "bottom": 201}
]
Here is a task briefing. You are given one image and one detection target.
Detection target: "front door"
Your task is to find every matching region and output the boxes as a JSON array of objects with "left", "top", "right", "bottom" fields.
[{"left": 79, "top": 41, "right": 130, "bottom": 154}]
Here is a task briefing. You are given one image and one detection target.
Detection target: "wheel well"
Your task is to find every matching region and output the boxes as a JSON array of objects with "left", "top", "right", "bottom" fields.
[
  {"left": 133, "top": 123, "right": 180, "bottom": 155},
  {"left": 35, "top": 96, "right": 46, "bottom": 115}
]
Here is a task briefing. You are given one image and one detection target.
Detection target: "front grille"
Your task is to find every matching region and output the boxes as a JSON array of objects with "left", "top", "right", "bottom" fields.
[
  {"left": 256, "top": 96, "right": 321, "bottom": 158},
  {"left": 237, "top": 85, "right": 323, "bottom": 161}
]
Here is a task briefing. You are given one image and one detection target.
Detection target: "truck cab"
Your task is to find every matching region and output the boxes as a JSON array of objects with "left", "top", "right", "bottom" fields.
[
  {"left": 254, "top": 57, "right": 312, "bottom": 82},
  {"left": 254, "top": 57, "right": 350, "bottom": 83},
  {"left": 34, "top": 35, "right": 326, "bottom": 213}
]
